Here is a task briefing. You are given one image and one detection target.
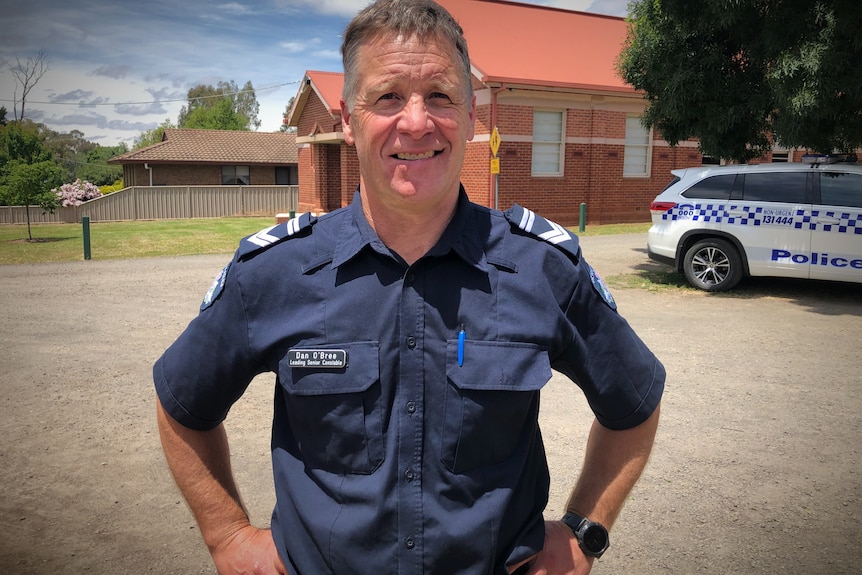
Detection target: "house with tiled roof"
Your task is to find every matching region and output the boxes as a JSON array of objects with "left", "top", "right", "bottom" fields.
[
  {"left": 110, "top": 128, "right": 298, "bottom": 188},
  {"left": 286, "top": 0, "right": 707, "bottom": 225}
]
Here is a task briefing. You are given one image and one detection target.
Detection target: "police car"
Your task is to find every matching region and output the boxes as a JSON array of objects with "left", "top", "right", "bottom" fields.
[{"left": 647, "top": 154, "right": 862, "bottom": 291}]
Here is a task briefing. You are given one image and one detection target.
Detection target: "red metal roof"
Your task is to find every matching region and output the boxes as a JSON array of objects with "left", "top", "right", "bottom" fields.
[
  {"left": 436, "top": 0, "right": 632, "bottom": 93},
  {"left": 306, "top": 70, "right": 345, "bottom": 116}
]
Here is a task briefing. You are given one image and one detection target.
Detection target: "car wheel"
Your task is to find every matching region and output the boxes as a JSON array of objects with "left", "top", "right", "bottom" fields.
[{"left": 683, "top": 238, "right": 743, "bottom": 292}]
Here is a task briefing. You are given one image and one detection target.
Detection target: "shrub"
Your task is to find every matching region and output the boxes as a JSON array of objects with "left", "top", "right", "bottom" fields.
[{"left": 53, "top": 179, "right": 103, "bottom": 207}]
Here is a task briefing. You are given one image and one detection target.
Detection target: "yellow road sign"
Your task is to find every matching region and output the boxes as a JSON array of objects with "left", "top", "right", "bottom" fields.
[
  {"left": 490, "top": 157, "right": 500, "bottom": 174},
  {"left": 490, "top": 127, "right": 501, "bottom": 157}
]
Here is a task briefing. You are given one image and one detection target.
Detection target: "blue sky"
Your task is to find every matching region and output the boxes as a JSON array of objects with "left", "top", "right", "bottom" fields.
[{"left": 0, "top": 0, "right": 629, "bottom": 148}]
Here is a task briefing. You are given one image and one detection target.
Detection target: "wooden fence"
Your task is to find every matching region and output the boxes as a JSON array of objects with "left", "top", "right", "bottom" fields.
[{"left": 0, "top": 185, "right": 300, "bottom": 224}]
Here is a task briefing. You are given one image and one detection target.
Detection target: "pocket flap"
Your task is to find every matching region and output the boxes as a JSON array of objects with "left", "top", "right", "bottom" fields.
[{"left": 446, "top": 341, "right": 551, "bottom": 391}]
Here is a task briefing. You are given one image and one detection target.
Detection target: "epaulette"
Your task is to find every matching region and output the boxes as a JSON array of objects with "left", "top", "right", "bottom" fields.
[
  {"left": 237, "top": 212, "right": 317, "bottom": 260},
  {"left": 504, "top": 204, "right": 580, "bottom": 261}
]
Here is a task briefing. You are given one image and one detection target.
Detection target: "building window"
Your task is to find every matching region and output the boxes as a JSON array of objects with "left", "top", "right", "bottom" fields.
[
  {"left": 532, "top": 110, "right": 564, "bottom": 176},
  {"left": 222, "top": 165, "right": 250, "bottom": 185},
  {"left": 275, "top": 166, "right": 298, "bottom": 185},
  {"left": 771, "top": 146, "right": 790, "bottom": 162},
  {"left": 624, "top": 116, "right": 651, "bottom": 177}
]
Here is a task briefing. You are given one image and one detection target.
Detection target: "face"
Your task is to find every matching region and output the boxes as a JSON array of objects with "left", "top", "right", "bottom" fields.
[{"left": 341, "top": 34, "right": 476, "bottom": 214}]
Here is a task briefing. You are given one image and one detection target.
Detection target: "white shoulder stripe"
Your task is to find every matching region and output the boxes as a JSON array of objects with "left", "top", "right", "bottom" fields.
[
  {"left": 539, "top": 220, "right": 572, "bottom": 245},
  {"left": 519, "top": 207, "right": 536, "bottom": 232},
  {"left": 246, "top": 224, "right": 280, "bottom": 247}
]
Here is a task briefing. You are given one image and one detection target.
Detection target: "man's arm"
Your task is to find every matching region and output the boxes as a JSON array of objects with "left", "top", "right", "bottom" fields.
[
  {"left": 521, "top": 403, "right": 661, "bottom": 575},
  {"left": 156, "top": 400, "right": 286, "bottom": 575}
]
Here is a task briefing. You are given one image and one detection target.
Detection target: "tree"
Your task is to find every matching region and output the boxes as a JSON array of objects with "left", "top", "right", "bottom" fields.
[
  {"left": 4, "top": 160, "right": 64, "bottom": 240},
  {"left": 0, "top": 120, "right": 52, "bottom": 172},
  {"left": 75, "top": 144, "right": 126, "bottom": 186},
  {"left": 182, "top": 97, "right": 247, "bottom": 130},
  {"left": 133, "top": 119, "right": 175, "bottom": 149},
  {"left": 617, "top": 0, "right": 862, "bottom": 163},
  {"left": 280, "top": 97, "right": 297, "bottom": 134},
  {"left": 10, "top": 50, "right": 50, "bottom": 122},
  {"left": 177, "top": 80, "right": 260, "bottom": 130}
]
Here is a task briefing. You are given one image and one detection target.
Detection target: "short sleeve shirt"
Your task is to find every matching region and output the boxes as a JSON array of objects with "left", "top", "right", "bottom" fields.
[{"left": 154, "top": 189, "right": 665, "bottom": 575}]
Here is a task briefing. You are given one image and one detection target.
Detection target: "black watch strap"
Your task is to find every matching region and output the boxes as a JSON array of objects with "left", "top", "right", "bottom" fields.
[{"left": 561, "top": 512, "right": 610, "bottom": 558}]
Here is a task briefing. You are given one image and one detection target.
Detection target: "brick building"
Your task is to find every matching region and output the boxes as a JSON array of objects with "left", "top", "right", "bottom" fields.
[
  {"left": 110, "top": 128, "right": 298, "bottom": 188},
  {"left": 286, "top": 0, "right": 710, "bottom": 225}
]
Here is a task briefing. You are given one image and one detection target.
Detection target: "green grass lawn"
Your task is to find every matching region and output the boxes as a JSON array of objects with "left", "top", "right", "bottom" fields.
[{"left": 0, "top": 218, "right": 651, "bottom": 265}]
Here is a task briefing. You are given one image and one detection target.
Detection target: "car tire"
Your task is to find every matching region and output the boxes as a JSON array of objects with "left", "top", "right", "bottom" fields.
[{"left": 683, "top": 238, "right": 743, "bottom": 292}]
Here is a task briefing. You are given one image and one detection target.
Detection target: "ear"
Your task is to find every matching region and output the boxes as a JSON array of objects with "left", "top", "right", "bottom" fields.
[
  {"left": 340, "top": 99, "right": 355, "bottom": 146},
  {"left": 466, "top": 95, "right": 477, "bottom": 141}
]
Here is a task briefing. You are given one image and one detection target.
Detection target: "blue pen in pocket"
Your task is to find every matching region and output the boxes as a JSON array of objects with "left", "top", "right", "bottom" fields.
[{"left": 457, "top": 324, "right": 466, "bottom": 367}]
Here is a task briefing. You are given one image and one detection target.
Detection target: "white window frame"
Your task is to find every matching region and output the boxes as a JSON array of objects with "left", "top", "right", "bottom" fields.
[
  {"left": 771, "top": 145, "right": 791, "bottom": 163},
  {"left": 623, "top": 116, "right": 652, "bottom": 177},
  {"left": 531, "top": 109, "right": 565, "bottom": 177}
]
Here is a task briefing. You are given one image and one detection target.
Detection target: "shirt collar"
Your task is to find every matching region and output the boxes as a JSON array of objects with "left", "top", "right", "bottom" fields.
[{"left": 330, "top": 186, "right": 489, "bottom": 272}]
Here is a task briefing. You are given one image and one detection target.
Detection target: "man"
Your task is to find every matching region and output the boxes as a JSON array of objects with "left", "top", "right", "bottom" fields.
[{"left": 155, "top": 1, "right": 664, "bottom": 574}]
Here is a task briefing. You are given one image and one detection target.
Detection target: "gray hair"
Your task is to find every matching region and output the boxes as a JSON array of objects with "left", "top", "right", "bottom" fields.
[{"left": 340, "top": 0, "right": 472, "bottom": 109}]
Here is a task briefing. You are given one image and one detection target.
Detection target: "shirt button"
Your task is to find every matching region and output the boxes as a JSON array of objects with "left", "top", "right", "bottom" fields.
[
  {"left": 406, "top": 401, "right": 417, "bottom": 413},
  {"left": 404, "top": 468, "right": 415, "bottom": 481},
  {"left": 405, "top": 536, "right": 415, "bottom": 549},
  {"left": 405, "top": 272, "right": 415, "bottom": 284},
  {"left": 406, "top": 336, "right": 416, "bottom": 349}
]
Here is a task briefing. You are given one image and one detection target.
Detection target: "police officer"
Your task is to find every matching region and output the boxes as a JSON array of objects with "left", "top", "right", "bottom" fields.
[{"left": 155, "top": 1, "right": 664, "bottom": 574}]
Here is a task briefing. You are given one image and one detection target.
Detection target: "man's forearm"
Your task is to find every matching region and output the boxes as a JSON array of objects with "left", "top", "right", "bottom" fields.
[
  {"left": 566, "top": 403, "right": 661, "bottom": 528},
  {"left": 156, "top": 400, "right": 250, "bottom": 551}
]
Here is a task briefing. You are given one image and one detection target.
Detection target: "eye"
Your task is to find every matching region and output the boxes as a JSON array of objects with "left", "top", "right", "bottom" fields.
[{"left": 429, "top": 92, "right": 451, "bottom": 101}]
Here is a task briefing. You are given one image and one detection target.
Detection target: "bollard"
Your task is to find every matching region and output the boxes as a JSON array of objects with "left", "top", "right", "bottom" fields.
[
  {"left": 82, "top": 216, "right": 91, "bottom": 260},
  {"left": 578, "top": 202, "right": 586, "bottom": 233}
]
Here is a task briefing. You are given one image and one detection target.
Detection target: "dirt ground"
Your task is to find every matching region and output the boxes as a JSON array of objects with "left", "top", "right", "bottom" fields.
[{"left": 1, "top": 233, "right": 860, "bottom": 574}]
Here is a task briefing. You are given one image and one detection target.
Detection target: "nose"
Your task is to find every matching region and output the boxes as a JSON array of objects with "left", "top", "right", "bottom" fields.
[{"left": 397, "top": 95, "right": 434, "bottom": 137}]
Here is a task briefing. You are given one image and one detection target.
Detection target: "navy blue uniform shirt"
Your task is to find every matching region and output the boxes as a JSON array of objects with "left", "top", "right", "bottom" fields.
[{"left": 154, "top": 188, "right": 664, "bottom": 574}]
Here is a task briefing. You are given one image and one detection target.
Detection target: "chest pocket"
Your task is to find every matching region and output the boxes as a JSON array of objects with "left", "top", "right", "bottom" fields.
[
  {"left": 441, "top": 341, "right": 551, "bottom": 474},
  {"left": 278, "top": 341, "right": 383, "bottom": 475}
]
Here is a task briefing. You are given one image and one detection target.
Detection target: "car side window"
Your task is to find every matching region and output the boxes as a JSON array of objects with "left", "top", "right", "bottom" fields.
[
  {"left": 681, "top": 174, "right": 736, "bottom": 200},
  {"left": 741, "top": 172, "right": 808, "bottom": 203},
  {"left": 819, "top": 172, "right": 862, "bottom": 208}
]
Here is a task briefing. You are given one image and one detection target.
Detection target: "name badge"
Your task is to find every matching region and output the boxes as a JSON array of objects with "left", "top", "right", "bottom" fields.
[{"left": 288, "top": 349, "right": 348, "bottom": 369}]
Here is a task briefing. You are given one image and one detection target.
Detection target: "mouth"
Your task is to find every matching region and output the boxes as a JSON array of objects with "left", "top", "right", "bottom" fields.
[{"left": 392, "top": 150, "right": 442, "bottom": 161}]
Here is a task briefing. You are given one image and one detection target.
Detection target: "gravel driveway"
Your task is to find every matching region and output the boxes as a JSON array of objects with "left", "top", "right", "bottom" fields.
[{"left": 1, "top": 233, "right": 859, "bottom": 574}]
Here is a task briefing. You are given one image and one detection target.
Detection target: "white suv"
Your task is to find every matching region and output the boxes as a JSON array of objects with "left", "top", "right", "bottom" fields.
[{"left": 647, "top": 155, "right": 862, "bottom": 291}]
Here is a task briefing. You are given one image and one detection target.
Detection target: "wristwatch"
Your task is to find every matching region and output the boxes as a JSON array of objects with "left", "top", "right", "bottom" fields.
[{"left": 561, "top": 512, "right": 610, "bottom": 558}]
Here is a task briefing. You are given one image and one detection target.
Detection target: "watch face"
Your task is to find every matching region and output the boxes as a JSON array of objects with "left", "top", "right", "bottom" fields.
[{"left": 582, "top": 524, "right": 609, "bottom": 553}]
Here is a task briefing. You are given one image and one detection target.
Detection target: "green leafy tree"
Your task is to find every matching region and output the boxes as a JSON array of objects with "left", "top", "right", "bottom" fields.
[
  {"left": 133, "top": 119, "right": 175, "bottom": 149},
  {"left": 75, "top": 144, "right": 126, "bottom": 186},
  {"left": 4, "top": 160, "right": 64, "bottom": 240},
  {"left": 182, "top": 97, "right": 247, "bottom": 130},
  {"left": 0, "top": 120, "right": 51, "bottom": 169},
  {"left": 178, "top": 80, "right": 260, "bottom": 130},
  {"left": 618, "top": 0, "right": 862, "bottom": 162},
  {"left": 42, "top": 128, "right": 94, "bottom": 182}
]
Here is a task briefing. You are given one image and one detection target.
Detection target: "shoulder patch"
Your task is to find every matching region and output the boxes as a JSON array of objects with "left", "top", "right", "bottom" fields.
[
  {"left": 237, "top": 212, "right": 316, "bottom": 260},
  {"left": 504, "top": 204, "right": 580, "bottom": 260},
  {"left": 201, "top": 262, "right": 230, "bottom": 311},
  {"left": 587, "top": 263, "right": 617, "bottom": 310}
]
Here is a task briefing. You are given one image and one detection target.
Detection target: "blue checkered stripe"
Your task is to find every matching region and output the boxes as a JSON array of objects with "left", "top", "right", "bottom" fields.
[
  {"left": 794, "top": 210, "right": 862, "bottom": 234},
  {"left": 663, "top": 204, "right": 862, "bottom": 234},
  {"left": 661, "top": 203, "right": 761, "bottom": 224}
]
